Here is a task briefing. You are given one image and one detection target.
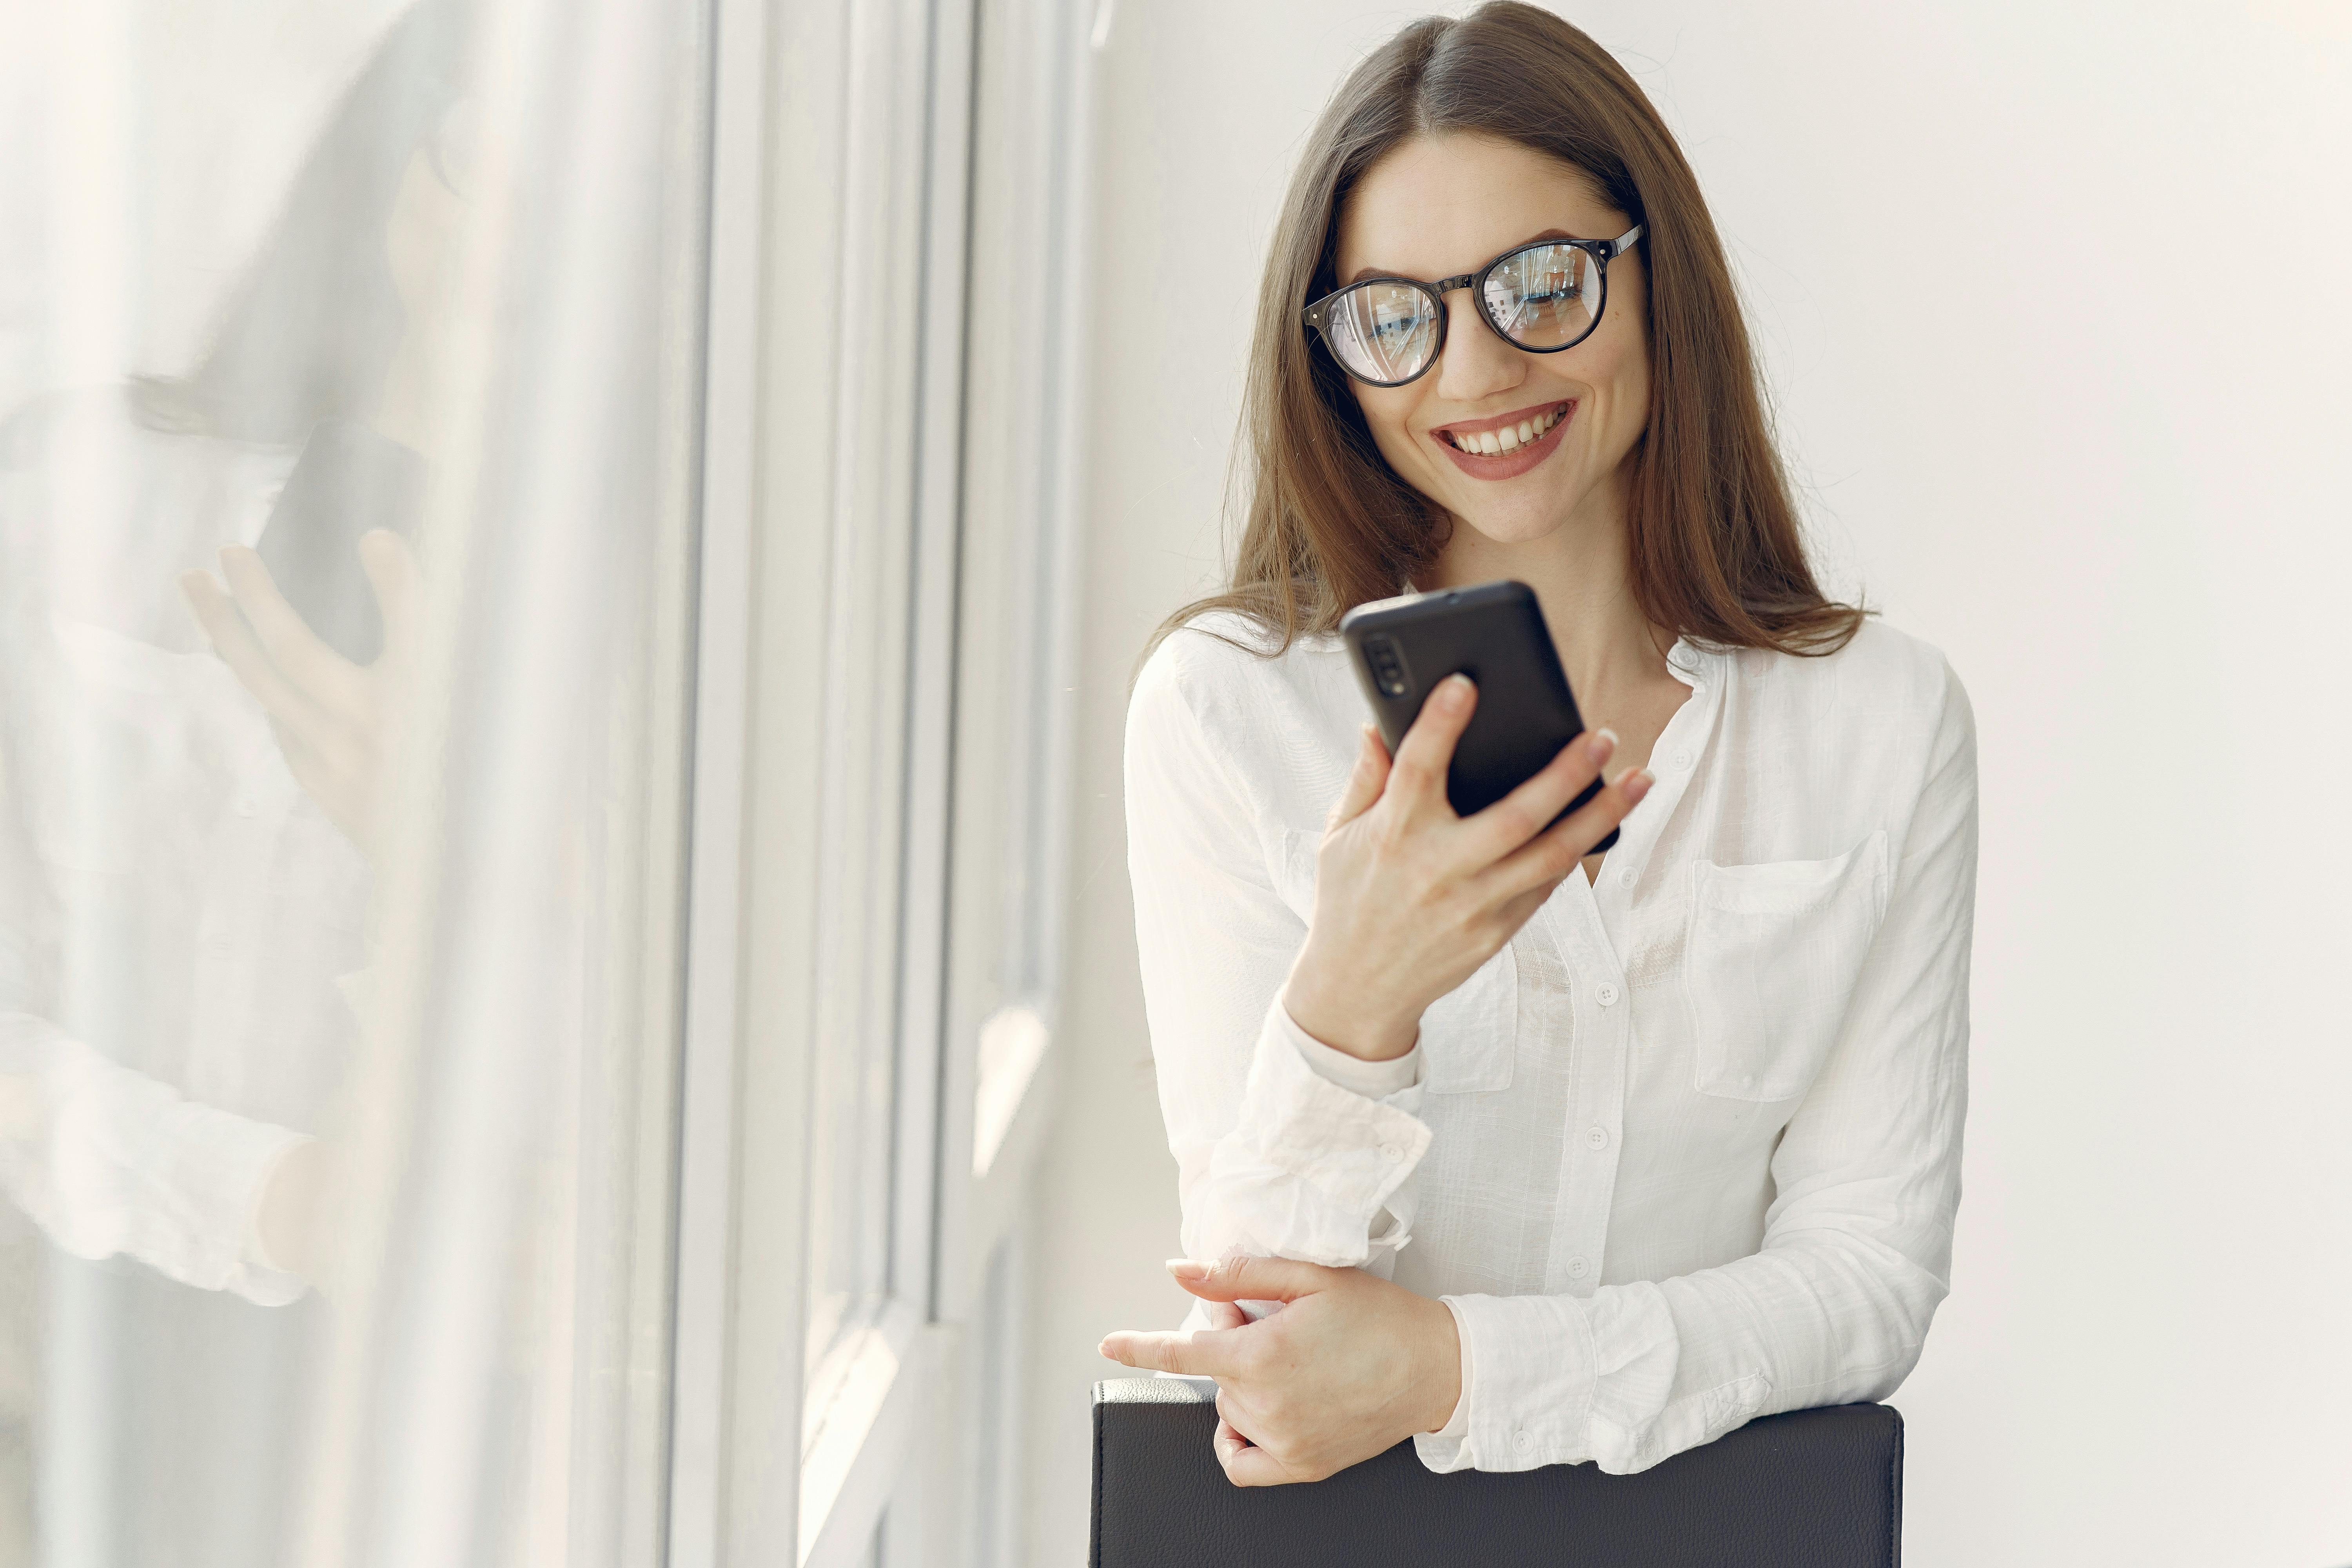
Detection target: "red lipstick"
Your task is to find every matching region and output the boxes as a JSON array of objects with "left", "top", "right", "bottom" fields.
[{"left": 1430, "top": 399, "right": 1575, "bottom": 481}]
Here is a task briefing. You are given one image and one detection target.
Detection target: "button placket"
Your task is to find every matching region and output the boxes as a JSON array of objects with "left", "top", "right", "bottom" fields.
[
  {"left": 1593, "top": 656, "right": 1717, "bottom": 937},
  {"left": 1545, "top": 656, "right": 1718, "bottom": 1297},
  {"left": 1548, "top": 875, "right": 1629, "bottom": 1298}
]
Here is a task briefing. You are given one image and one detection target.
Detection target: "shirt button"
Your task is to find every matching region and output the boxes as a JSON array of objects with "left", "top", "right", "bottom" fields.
[
  {"left": 1584, "top": 1126, "right": 1609, "bottom": 1151},
  {"left": 1594, "top": 982, "right": 1620, "bottom": 1007},
  {"left": 1379, "top": 1143, "right": 1403, "bottom": 1161},
  {"left": 1566, "top": 1256, "right": 1590, "bottom": 1279},
  {"left": 1671, "top": 747, "right": 1693, "bottom": 769},
  {"left": 1615, "top": 866, "right": 1636, "bottom": 889},
  {"left": 1513, "top": 1431, "right": 1533, "bottom": 1454}
]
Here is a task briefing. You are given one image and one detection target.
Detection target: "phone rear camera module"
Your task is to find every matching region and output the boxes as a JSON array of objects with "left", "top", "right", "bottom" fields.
[{"left": 1364, "top": 635, "right": 1412, "bottom": 699}]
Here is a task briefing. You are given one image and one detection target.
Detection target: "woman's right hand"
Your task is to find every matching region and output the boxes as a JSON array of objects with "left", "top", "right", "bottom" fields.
[
  {"left": 1282, "top": 674, "right": 1651, "bottom": 1062},
  {"left": 180, "top": 530, "right": 421, "bottom": 866}
]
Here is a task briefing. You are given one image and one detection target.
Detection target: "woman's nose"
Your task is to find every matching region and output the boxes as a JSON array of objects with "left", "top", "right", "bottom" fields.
[{"left": 1432, "top": 295, "right": 1526, "bottom": 404}]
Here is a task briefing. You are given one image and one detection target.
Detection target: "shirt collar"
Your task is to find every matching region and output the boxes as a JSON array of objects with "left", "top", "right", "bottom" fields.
[{"left": 1665, "top": 637, "right": 1714, "bottom": 687}]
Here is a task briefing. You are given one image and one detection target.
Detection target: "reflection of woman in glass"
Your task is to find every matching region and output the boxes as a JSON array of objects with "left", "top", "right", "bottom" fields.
[
  {"left": 0, "top": 3, "right": 468, "bottom": 1555},
  {"left": 0, "top": 0, "right": 461, "bottom": 1305},
  {"left": 1103, "top": 4, "right": 1976, "bottom": 1485}
]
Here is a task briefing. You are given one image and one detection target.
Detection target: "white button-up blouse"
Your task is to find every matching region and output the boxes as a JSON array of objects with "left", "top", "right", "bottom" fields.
[{"left": 1123, "top": 609, "right": 1976, "bottom": 1476}]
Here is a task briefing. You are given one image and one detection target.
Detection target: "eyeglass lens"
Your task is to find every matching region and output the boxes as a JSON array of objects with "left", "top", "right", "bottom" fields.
[
  {"left": 1482, "top": 243, "right": 1599, "bottom": 350},
  {"left": 1326, "top": 285, "right": 1443, "bottom": 385},
  {"left": 1324, "top": 241, "right": 1602, "bottom": 384}
]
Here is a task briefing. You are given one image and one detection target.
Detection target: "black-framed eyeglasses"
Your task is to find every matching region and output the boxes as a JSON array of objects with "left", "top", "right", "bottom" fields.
[{"left": 1300, "top": 225, "right": 1643, "bottom": 388}]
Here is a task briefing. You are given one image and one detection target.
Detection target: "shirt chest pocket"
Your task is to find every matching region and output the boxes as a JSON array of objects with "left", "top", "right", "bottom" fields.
[
  {"left": 1682, "top": 830, "right": 1889, "bottom": 1102},
  {"left": 1276, "top": 829, "right": 1515, "bottom": 1095}
]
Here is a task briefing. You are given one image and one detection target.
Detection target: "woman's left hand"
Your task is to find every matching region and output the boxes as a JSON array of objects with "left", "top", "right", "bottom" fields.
[{"left": 1098, "top": 1256, "right": 1462, "bottom": 1486}]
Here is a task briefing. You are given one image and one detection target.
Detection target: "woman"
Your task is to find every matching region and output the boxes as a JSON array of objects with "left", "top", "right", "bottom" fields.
[{"left": 1100, "top": 3, "right": 1977, "bottom": 1487}]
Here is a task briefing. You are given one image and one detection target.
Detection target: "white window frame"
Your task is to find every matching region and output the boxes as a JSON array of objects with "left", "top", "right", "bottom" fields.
[
  {"left": 932, "top": 0, "right": 1095, "bottom": 1335},
  {"left": 664, "top": 0, "right": 1092, "bottom": 1562}
]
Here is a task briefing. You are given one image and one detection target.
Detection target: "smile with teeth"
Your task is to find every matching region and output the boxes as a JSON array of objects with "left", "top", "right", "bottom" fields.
[{"left": 1439, "top": 402, "right": 1571, "bottom": 455}]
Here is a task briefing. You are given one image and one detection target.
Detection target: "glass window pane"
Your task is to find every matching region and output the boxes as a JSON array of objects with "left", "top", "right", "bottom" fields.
[
  {"left": 800, "top": 0, "right": 931, "bottom": 1396},
  {"left": 955, "top": 0, "right": 1084, "bottom": 1100},
  {"left": 1, "top": 1, "right": 707, "bottom": 1561}
]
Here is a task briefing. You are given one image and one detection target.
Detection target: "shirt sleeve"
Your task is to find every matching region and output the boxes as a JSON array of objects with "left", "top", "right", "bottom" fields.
[
  {"left": 1283, "top": 1005, "right": 1423, "bottom": 1099},
  {"left": 1125, "top": 634, "right": 1433, "bottom": 1280},
  {"left": 0, "top": 775, "right": 312, "bottom": 1304},
  {"left": 1431, "top": 1298, "right": 1474, "bottom": 1440},
  {"left": 1418, "top": 661, "right": 1978, "bottom": 1475},
  {"left": 0, "top": 1013, "right": 311, "bottom": 1305}
]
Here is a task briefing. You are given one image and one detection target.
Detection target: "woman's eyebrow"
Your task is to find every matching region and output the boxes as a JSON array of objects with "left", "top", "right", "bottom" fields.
[{"left": 1341, "top": 228, "right": 1583, "bottom": 285}]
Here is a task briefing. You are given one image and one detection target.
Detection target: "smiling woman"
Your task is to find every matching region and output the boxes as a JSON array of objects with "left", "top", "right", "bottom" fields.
[
  {"left": 1107, "top": 0, "right": 1976, "bottom": 1492},
  {"left": 1158, "top": 2, "right": 1862, "bottom": 661}
]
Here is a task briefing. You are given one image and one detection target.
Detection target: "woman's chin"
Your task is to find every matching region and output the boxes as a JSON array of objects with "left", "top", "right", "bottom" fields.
[{"left": 1443, "top": 499, "right": 1579, "bottom": 553}]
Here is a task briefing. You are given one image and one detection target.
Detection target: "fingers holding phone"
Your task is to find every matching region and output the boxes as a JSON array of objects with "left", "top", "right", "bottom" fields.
[
  {"left": 1284, "top": 583, "right": 1655, "bottom": 1063},
  {"left": 357, "top": 526, "right": 422, "bottom": 668},
  {"left": 1482, "top": 746, "right": 1653, "bottom": 907},
  {"left": 1379, "top": 670, "right": 1481, "bottom": 813},
  {"left": 1285, "top": 676, "right": 1646, "bottom": 1065},
  {"left": 1324, "top": 723, "right": 1393, "bottom": 834},
  {"left": 1456, "top": 719, "right": 1621, "bottom": 865},
  {"left": 180, "top": 529, "right": 423, "bottom": 863}
]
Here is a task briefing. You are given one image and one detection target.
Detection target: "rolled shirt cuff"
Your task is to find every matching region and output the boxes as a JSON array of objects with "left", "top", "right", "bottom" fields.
[
  {"left": 1275, "top": 998, "right": 1425, "bottom": 1256},
  {"left": 238, "top": 1133, "right": 317, "bottom": 1295},
  {"left": 1415, "top": 1292, "right": 1595, "bottom": 1474},
  {"left": 1198, "top": 994, "right": 1432, "bottom": 1269},
  {"left": 77, "top": 1087, "right": 312, "bottom": 1304},
  {"left": 1426, "top": 1297, "right": 1474, "bottom": 1443},
  {"left": 161, "top": 1102, "right": 313, "bottom": 1305},
  {"left": 1275, "top": 995, "right": 1423, "bottom": 1099}
]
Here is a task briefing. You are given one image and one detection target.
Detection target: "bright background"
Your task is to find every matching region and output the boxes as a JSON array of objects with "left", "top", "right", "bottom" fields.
[{"left": 1027, "top": 3, "right": 2352, "bottom": 1563}]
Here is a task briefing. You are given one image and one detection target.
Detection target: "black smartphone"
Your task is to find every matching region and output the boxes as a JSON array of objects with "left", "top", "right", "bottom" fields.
[
  {"left": 255, "top": 419, "right": 426, "bottom": 664},
  {"left": 1339, "top": 579, "right": 1618, "bottom": 853}
]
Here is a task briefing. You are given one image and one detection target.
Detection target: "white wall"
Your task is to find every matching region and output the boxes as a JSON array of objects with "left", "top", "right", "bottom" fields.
[{"left": 1027, "top": 4, "right": 2352, "bottom": 1563}]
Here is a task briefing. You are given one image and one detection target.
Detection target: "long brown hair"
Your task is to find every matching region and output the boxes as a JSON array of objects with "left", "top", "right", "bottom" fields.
[{"left": 1157, "top": 2, "right": 1862, "bottom": 659}]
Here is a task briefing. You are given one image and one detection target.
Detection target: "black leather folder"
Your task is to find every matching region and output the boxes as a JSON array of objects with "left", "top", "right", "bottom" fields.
[{"left": 1091, "top": 1376, "right": 1902, "bottom": 1567}]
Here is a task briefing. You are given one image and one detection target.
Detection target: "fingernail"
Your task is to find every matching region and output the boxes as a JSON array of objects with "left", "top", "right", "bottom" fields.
[
  {"left": 1096, "top": 1338, "right": 1112, "bottom": 1358},
  {"left": 1441, "top": 674, "right": 1473, "bottom": 710},
  {"left": 1166, "top": 1258, "right": 1208, "bottom": 1281},
  {"left": 1622, "top": 769, "right": 1653, "bottom": 804},
  {"left": 1588, "top": 728, "right": 1618, "bottom": 763}
]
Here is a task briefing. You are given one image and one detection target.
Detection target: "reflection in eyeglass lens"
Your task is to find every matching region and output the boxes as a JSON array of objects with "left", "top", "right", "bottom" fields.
[
  {"left": 1333, "top": 283, "right": 1440, "bottom": 383},
  {"left": 1486, "top": 244, "right": 1596, "bottom": 348}
]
